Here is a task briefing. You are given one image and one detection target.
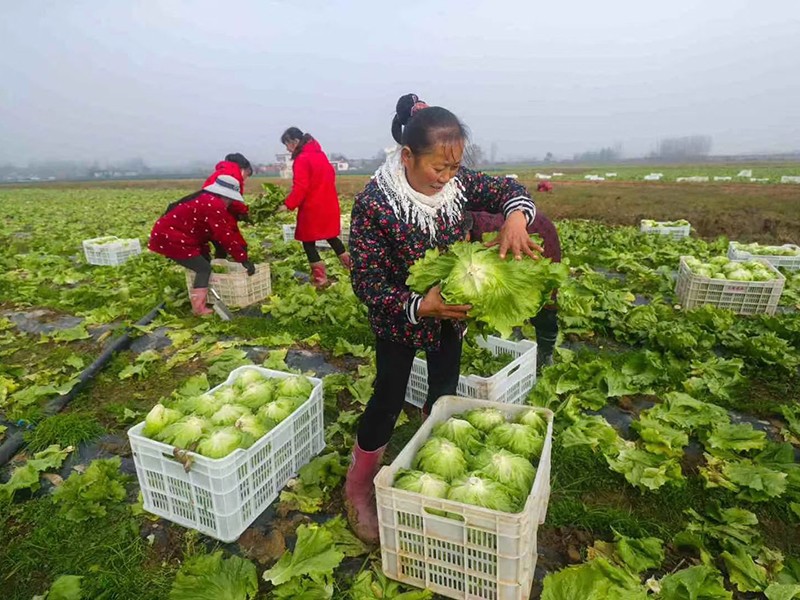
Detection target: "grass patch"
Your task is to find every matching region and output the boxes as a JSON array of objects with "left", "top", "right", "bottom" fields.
[
  {"left": 0, "top": 496, "right": 179, "bottom": 600},
  {"left": 23, "top": 412, "right": 105, "bottom": 452},
  {"left": 547, "top": 497, "right": 665, "bottom": 539},
  {"left": 68, "top": 359, "right": 208, "bottom": 431}
]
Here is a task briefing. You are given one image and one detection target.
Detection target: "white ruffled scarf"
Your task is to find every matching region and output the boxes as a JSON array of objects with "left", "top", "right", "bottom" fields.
[{"left": 375, "top": 146, "right": 465, "bottom": 242}]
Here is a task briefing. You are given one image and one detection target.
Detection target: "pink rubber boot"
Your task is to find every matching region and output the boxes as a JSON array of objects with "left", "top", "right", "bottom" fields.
[
  {"left": 310, "top": 261, "right": 329, "bottom": 289},
  {"left": 338, "top": 252, "right": 353, "bottom": 271},
  {"left": 344, "top": 442, "right": 386, "bottom": 545},
  {"left": 189, "top": 288, "right": 214, "bottom": 316}
]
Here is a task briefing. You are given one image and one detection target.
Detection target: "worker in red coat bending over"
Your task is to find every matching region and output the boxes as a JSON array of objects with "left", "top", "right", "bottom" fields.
[
  {"left": 277, "top": 127, "right": 349, "bottom": 288},
  {"left": 149, "top": 174, "right": 255, "bottom": 316}
]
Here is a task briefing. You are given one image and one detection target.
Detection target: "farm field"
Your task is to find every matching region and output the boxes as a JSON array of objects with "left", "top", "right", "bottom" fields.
[{"left": 1, "top": 175, "right": 800, "bottom": 599}]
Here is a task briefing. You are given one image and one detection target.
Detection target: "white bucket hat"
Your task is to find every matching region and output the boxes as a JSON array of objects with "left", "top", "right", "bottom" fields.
[{"left": 203, "top": 174, "right": 244, "bottom": 202}]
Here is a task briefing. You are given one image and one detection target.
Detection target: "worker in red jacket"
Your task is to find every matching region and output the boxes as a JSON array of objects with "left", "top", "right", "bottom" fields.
[
  {"left": 149, "top": 174, "right": 255, "bottom": 316},
  {"left": 278, "top": 127, "right": 349, "bottom": 288}
]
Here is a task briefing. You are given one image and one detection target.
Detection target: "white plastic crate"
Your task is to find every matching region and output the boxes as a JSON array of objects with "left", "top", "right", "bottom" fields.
[
  {"left": 128, "top": 366, "right": 325, "bottom": 542},
  {"left": 282, "top": 221, "right": 351, "bottom": 249},
  {"left": 375, "top": 396, "right": 554, "bottom": 600},
  {"left": 639, "top": 220, "right": 691, "bottom": 239},
  {"left": 727, "top": 242, "right": 800, "bottom": 270},
  {"left": 184, "top": 259, "right": 271, "bottom": 308},
  {"left": 82, "top": 236, "right": 141, "bottom": 265},
  {"left": 404, "top": 336, "right": 537, "bottom": 409},
  {"left": 675, "top": 256, "right": 785, "bottom": 315}
]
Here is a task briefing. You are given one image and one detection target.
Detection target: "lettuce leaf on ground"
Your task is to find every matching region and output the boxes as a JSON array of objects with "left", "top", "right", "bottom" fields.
[
  {"left": 169, "top": 551, "right": 258, "bottom": 600},
  {"left": 656, "top": 565, "right": 732, "bottom": 599},
  {"left": 559, "top": 414, "right": 621, "bottom": 453},
  {"left": 701, "top": 454, "right": 788, "bottom": 502},
  {"left": 765, "top": 583, "right": 800, "bottom": 600},
  {"left": 631, "top": 416, "right": 688, "bottom": 458},
  {"left": 349, "top": 565, "right": 433, "bottom": 600},
  {"left": 541, "top": 557, "right": 648, "bottom": 600},
  {"left": 262, "top": 523, "right": 344, "bottom": 586},
  {"left": 53, "top": 457, "right": 129, "bottom": 522},
  {"left": 704, "top": 422, "right": 767, "bottom": 455},
  {"left": 33, "top": 574, "right": 84, "bottom": 600},
  {"left": 606, "top": 442, "right": 683, "bottom": 491},
  {"left": 642, "top": 393, "right": 728, "bottom": 434},
  {"left": 721, "top": 544, "right": 768, "bottom": 593},
  {"left": 0, "top": 444, "right": 71, "bottom": 502}
]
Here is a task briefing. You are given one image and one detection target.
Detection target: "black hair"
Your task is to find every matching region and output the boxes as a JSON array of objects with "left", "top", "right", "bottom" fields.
[
  {"left": 224, "top": 152, "right": 252, "bottom": 174},
  {"left": 280, "top": 127, "right": 304, "bottom": 144},
  {"left": 390, "top": 93, "right": 469, "bottom": 155},
  {"left": 163, "top": 190, "right": 204, "bottom": 216}
]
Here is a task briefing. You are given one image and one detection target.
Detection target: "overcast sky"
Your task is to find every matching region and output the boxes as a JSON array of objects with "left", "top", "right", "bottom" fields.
[{"left": 2, "top": 0, "right": 799, "bottom": 166}]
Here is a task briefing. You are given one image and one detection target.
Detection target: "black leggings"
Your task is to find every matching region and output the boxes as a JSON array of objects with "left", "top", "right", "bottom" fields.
[
  {"left": 302, "top": 237, "right": 346, "bottom": 263},
  {"left": 175, "top": 255, "right": 212, "bottom": 288},
  {"left": 531, "top": 306, "right": 559, "bottom": 354},
  {"left": 357, "top": 321, "right": 463, "bottom": 451}
]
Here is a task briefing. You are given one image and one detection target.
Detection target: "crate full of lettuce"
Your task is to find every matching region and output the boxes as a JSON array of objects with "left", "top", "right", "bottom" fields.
[
  {"left": 82, "top": 235, "right": 142, "bottom": 266},
  {"left": 728, "top": 241, "right": 800, "bottom": 270},
  {"left": 639, "top": 219, "right": 691, "bottom": 239},
  {"left": 128, "top": 366, "right": 324, "bottom": 542},
  {"left": 675, "top": 255, "right": 785, "bottom": 315},
  {"left": 374, "top": 396, "right": 553, "bottom": 600}
]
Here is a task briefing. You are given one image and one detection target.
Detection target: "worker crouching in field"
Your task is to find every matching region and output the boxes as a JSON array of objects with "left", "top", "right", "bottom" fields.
[
  {"left": 466, "top": 210, "right": 561, "bottom": 371},
  {"left": 277, "top": 127, "right": 349, "bottom": 288},
  {"left": 148, "top": 174, "right": 255, "bottom": 316},
  {"left": 345, "top": 93, "right": 540, "bottom": 543}
]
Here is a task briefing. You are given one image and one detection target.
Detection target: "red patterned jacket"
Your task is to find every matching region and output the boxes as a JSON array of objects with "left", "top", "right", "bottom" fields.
[{"left": 148, "top": 192, "right": 248, "bottom": 262}]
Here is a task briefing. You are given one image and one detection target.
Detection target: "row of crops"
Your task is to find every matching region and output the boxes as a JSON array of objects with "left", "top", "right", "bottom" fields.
[{"left": 1, "top": 187, "right": 799, "bottom": 599}]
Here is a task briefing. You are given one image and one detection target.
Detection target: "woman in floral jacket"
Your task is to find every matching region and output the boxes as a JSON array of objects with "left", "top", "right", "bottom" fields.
[{"left": 345, "top": 94, "right": 541, "bottom": 543}]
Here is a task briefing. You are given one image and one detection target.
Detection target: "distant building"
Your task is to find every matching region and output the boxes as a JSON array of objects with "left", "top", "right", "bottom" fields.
[
  {"left": 274, "top": 153, "right": 349, "bottom": 176},
  {"left": 275, "top": 153, "right": 293, "bottom": 178}
]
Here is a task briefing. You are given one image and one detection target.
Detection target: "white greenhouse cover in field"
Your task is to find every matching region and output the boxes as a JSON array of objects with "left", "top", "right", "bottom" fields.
[
  {"left": 780, "top": 176, "right": 800, "bottom": 184},
  {"left": 737, "top": 169, "right": 753, "bottom": 177}
]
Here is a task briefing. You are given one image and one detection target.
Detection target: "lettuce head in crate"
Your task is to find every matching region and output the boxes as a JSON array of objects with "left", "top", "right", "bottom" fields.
[
  {"left": 406, "top": 241, "right": 567, "bottom": 338},
  {"left": 397, "top": 408, "right": 548, "bottom": 514},
  {"left": 139, "top": 372, "right": 315, "bottom": 460},
  {"left": 685, "top": 256, "right": 778, "bottom": 281}
]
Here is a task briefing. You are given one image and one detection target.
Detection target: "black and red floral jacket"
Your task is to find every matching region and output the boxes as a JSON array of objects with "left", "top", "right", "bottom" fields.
[{"left": 349, "top": 168, "right": 536, "bottom": 351}]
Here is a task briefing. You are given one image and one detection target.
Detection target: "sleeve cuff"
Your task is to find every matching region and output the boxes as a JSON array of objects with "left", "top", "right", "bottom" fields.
[
  {"left": 502, "top": 196, "right": 536, "bottom": 227},
  {"left": 405, "top": 292, "right": 423, "bottom": 324}
]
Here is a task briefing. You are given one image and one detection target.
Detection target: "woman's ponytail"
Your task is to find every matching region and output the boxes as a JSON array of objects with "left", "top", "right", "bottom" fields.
[{"left": 389, "top": 93, "right": 468, "bottom": 155}]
